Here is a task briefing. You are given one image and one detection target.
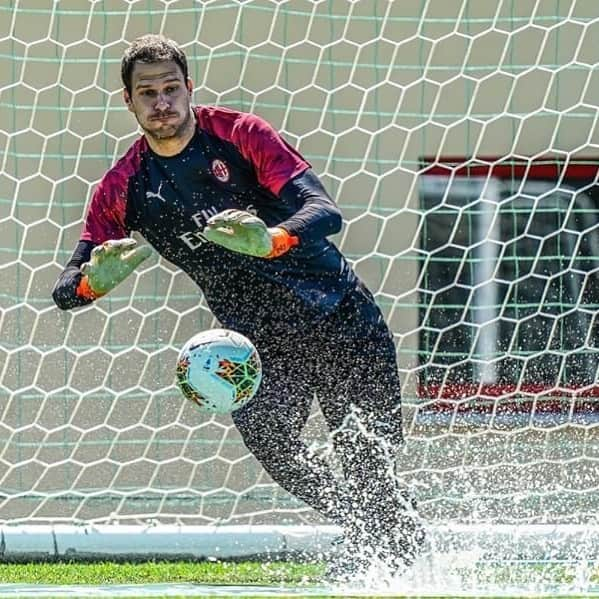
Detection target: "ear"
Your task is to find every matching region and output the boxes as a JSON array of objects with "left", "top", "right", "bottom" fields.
[
  {"left": 186, "top": 78, "right": 193, "bottom": 96},
  {"left": 123, "top": 88, "right": 134, "bottom": 113}
]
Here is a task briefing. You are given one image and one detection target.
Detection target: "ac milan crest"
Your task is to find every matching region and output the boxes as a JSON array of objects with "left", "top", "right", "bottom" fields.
[{"left": 211, "top": 159, "right": 230, "bottom": 182}]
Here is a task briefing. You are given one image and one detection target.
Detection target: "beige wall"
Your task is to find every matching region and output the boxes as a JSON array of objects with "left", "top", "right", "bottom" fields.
[{"left": 1, "top": 1, "right": 598, "bottom": 524}]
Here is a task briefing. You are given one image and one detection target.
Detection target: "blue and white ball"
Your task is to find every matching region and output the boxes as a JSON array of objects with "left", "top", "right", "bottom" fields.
[{"left": 175, "top": 328, "right": 262, "bottom": 414}]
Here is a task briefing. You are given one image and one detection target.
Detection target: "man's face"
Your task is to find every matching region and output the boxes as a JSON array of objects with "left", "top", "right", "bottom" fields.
[{"left": 124, "top": 60, "right": 193, "bottom": 140}]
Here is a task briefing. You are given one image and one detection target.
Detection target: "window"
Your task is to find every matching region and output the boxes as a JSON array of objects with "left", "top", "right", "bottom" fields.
[{"left": 418, "top": 159, "right": 599, "bottom": 405}]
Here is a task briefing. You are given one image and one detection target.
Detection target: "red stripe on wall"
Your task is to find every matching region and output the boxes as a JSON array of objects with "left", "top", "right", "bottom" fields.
[{"left": 420, "top": 157, "right": 599, "bottom": 181}]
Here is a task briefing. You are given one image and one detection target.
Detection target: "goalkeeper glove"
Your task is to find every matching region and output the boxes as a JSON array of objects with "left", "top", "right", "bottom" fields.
[
  {"left": 203, "top": 209, "right": 299, "bottom": 258},
  {"left": 76, "top": 238, "right": 152, "bottom": 300}
]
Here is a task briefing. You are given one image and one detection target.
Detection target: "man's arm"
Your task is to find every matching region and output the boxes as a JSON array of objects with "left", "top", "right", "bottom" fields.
[
  {"left": 52, "top": 240, "right": 95, "bottom": 310},
  {"left": 277, "top": 169, "right": 343, "bottom": 245},
  {"left": 203, "top": 169, "right": 343, "bottom": 259}
]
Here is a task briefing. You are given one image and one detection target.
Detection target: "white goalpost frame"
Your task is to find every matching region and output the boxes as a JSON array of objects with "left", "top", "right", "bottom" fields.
[{"left": 2, "top": 523, "right": 599, "bottom": 564}]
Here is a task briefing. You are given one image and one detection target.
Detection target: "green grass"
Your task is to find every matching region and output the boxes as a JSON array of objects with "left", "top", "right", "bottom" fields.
[
  {"left": 0, "top": 560, "right": 323, "bottom": 585},
  {"left": 0, "top": 560, "right": 597, "bottom": 598}
]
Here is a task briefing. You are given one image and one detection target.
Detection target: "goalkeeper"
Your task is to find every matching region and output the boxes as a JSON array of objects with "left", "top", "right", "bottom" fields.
[{"left": 52, "top": 34, "right": 423, "bottom": 577}]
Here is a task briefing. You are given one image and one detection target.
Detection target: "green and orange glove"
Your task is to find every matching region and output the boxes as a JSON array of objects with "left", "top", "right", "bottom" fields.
[
  {"left": 77, "top": 238, "right": 152, "bottom": 300},
  {"left": 203, "top": 209, "right": 299, "bottom": 258}
]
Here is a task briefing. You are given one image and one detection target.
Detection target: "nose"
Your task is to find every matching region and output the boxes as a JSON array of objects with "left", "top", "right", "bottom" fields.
[{"left": 155, "top": 94, "right": 170, "bottom": 112}]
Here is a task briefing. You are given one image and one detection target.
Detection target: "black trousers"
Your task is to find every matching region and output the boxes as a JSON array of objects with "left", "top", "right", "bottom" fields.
[{"left": 232, "top": 282, "right": 407, "bottom": 535}]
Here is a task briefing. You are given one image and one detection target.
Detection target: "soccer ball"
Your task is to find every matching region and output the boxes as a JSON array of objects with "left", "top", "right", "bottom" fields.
[{"left": 175, "top": 328, "right": 262, "bottom": 414}]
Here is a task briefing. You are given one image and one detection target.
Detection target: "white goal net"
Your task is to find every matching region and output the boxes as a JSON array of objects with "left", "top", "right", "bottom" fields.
[{"left": 1, "top": 0, "right": 599, "bottom": 562}]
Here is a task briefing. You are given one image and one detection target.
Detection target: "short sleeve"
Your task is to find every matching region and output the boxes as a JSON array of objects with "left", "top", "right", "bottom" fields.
[
  {"left": 78, "top": 135, "right": 148, "bottom": 245},
  {"left": 194, "top": 107, "right": 310, "bottom": 197},
  {"left": 232, "top": 114, "right": 310, "bottom": 196},
  {"left": 80, "top": 170, "right": 129, "bottom": 244}
]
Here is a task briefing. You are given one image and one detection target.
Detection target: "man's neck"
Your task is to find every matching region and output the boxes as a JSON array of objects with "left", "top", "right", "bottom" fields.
[{"left": 145, "top": 113, "right": 196, "bottom": 157}]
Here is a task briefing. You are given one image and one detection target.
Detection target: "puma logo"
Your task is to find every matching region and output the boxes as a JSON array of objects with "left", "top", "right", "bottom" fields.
[{"left": 146, "top": 181, "right": 167, "bottom": 203}]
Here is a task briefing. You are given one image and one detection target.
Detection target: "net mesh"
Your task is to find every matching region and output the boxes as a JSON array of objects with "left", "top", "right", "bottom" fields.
[{"left": 1, "top": 0, "right": 598, "bottom": 527}]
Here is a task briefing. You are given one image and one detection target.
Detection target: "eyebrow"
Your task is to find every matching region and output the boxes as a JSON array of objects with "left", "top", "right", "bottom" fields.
[{"left": 135, "top": 75, "right": 182, "bottom": 89}]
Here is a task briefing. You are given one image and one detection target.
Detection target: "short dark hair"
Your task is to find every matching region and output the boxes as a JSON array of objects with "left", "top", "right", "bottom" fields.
[{"left": 121, "top": 34, "right": 189, "bottom": 94}]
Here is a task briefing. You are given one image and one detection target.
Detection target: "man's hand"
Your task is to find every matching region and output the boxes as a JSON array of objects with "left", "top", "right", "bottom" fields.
[
  {"left": 203, "top": 209, "right": 298, "bottom": 258},
  {"left": 78, "top": 238, "right": 152, "bottom": 299},
  {"left": 203, "top": 209, "right": 272, "bottom": 257}
]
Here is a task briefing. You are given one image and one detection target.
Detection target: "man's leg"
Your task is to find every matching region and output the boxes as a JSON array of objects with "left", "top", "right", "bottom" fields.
[
  {"left": 316, "top": 286, "right": 425, "bottom": 570},
  {"left": 231, "top": 336, "right": 351, "bottom": 524},
  {"left": 318, "top": 332, "right": 408, "bottom": 530}
]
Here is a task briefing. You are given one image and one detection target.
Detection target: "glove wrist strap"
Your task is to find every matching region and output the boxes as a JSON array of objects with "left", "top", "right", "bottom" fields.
[
  {"left": 76, "top": 274, "right": 103, "bottom": 300},
  {"left": 267, "top": 228, "right": 299, "bottom": 259}
]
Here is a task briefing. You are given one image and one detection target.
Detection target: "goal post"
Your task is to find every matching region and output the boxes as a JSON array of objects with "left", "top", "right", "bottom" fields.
[{"left": 2, "top": 0, "right": 599, "bottom": 571}]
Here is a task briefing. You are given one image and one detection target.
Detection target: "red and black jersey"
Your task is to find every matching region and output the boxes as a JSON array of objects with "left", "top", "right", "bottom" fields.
[{"left": 69, "top": 106, "right": 357, "bottom": 334}]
